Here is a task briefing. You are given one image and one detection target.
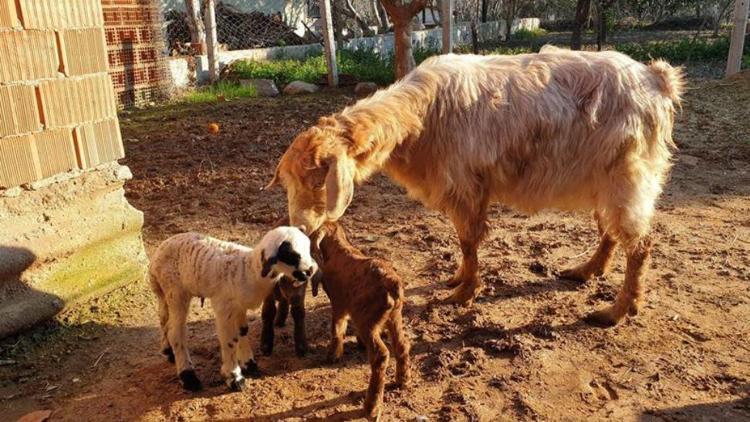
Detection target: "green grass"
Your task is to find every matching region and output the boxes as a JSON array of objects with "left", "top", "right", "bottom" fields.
[
  {"left": 228, "top": 48, "right": 441, "bottom": 87},
  {"left": 181, "top": 81, "right": 257, "bottom": 104},
  {"left": 614, "top": 36, "right": 739, "bottom": 63},
  {"left": 512, "top": 27, "right": 548, "bottom": 41}
]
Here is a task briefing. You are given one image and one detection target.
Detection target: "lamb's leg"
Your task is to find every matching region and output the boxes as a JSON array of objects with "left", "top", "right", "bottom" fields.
[
  {"left": 153, "top": 285, "right": 174, "bottom": 363},
  {"left": 214, "top": 303, "right": 245, "bottom": 391},
  {"left": 362, "top": 329, "right": 389, "bottom": 420},
  {"left": 275, "top": 295, "right": 290, "bottom": 328},
  {"left": 560, "top": 211, "right": 618, "bottom": 282},
  {"left": 260, "top": 293, "right": 277, "bottom": 356},
  {"left": 166, "top": 294, "right": 201, "bottom": 391},
  {"left": 386, "top": 307, "right": 411, "bottom": 388},
  {"left": 290, "top": 292, "right": 307, "bottom": 357},
  {"left": 446, "top": 194, "right": 490, "bottom": 305},
  {"left": 235, "top": 310, "right": 261, "bottom": 379},
  {"left": 328, "top": 311, "right": 348, "bottom": 363}
]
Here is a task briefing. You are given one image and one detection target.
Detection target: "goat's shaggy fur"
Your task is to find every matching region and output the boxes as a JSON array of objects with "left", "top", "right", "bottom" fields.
[
  {"left": 311, "top": 222, "right": 410, "bottom": 420},
  {"left": 268, "top": 47, "right": 684, "bottom": 327},
  {"left": 149, "top": 227, "right": 317, "bottom": 391}
]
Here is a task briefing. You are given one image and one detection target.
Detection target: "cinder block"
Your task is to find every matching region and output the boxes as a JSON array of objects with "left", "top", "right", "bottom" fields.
[
  {"left": 0, "top": 30, "right": 59, "bottom": 83},
  {"left": 18, "top": 0, "right": 103, "bottom": 30},
  {"left": 0, "top": 85, "right": 42, "bottom": 138},
  {"left": 38, "top": 74, "right": 117, "bottom": 128},
  {"left": 73, "top": 118, "right": 124, "bottom": 168},
  {"left": 34, "top": 128, "right": 79, "bottom": 178},
  {"left": 0, "top": 134, "right": 42, "bottom": 188},
  {"left": 0, "top": 0, "right": 20, "bottom": 28},
  {"left": 58, "top": 28, "right": 108, "bottom": 76}
]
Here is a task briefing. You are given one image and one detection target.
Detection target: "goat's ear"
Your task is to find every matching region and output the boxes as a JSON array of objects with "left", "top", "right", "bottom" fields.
[
  {"left": 311, "top": 267, "right": 323, "bottom": 297},
  {"left": 262, "top": 162, "right": 281, "bottom": 191},
  {"left": 324, "top": 156, "right": 354, "bottom": 221},
  {"left": 260, "top": 249, "right": 278, "bottom": 278}
]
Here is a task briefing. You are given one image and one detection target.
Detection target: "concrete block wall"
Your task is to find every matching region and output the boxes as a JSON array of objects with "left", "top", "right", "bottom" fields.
[
  {"left": 0, "top": 0, "right": 123, "bottom": 189},
  {"left": 101, "top": 0, "right": 168, "bottom": 108},
  {"left": 0, "top": 0, "right": 148, "bottom": 337}
]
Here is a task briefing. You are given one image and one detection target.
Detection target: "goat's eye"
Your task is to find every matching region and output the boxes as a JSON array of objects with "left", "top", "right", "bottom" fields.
[{"left": 305, "top": 268, "right": 312, "bottom": 276}]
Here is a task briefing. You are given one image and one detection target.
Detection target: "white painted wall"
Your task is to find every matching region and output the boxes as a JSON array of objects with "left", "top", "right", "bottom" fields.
[{"left": 169, "top": 18, "right": 540, "bottom": 85}]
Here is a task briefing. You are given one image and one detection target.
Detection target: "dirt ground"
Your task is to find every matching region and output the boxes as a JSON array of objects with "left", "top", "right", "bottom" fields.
[{"left": 1, "top": 67, "right": 749, "bottom": 422}]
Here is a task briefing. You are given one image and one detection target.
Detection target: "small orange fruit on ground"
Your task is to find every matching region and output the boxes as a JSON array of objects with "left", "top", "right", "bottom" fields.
[{"left": 208, "top": 123, "right": 220, "bottom": 134}]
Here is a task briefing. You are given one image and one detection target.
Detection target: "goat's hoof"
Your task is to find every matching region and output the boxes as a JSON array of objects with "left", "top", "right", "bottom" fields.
[
  {"left": 445, "top": 283, "right": 478, "bottom": 306},
  {"left": 364, "top": 402, "right": 382, "bottom": 421},
  {"left": 241, "top": 360, "right": 262, "bottom": 378},
  {"left": 295, "top": 345, "right": 307, "bottom": 357},
  {"left": 559, "top": 266, "right": 592, "bottom": 282},
  {"left": 226, "top": 376, "right": 246, "bottom": 392},
  {"left": 260, "top": 343, "right": 273, "bottom": 356},
  {"left": 584, "top": 308, "right": 622, "bottom": 328},
  {"left": 179, "top": 369, "right": 203, "bottom": 392},
  {"left": 162, "top": 346, "right": 175, "bottom": 364},
  {"left": 445, "top": 276, "right": 462, "bottom": 288}
]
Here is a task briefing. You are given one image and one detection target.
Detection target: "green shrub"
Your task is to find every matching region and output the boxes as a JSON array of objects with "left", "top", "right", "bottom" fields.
[
  {"left": 615, "top": 36, "right": 734, "bottom": 63},
  {"left": 182, "top": 81, "right": 257, "bottom": 104},
  {"left": 513, "top": 27, "right": 548, "bottom": 41}
]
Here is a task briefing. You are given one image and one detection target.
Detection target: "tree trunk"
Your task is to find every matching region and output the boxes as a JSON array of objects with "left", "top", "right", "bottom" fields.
[
  {"left": 504, "top": 0, "right": 516, "bottom": 41},
  {"left": 185, "top": 0, "right": 206, "bottom": 54},
  {"left": 380, "top": 0, "right": 427, "bottom": 79},
  {"left": 571, "top": 0, "right": 590, "bottom": 50},
  {"left": 481, "top": 0, "right": 488, "bottom": 22},
  {"left": 393, "top": 19, "right": 415, "bottom": 78},
  {"left": 726, "top": 0, "right": 750, "bottom": 77},
  {"left": 370, "top": 0, "right": 384, "bottom": 32},
  {"left": 342, "top": 0, "right": 376, "bottom": 36},
  {"left": 470, "top": 19, "right": 479, "bottom": 53},
  {"left": 714, "top": 0, "right": 735, "bottom": 37}
]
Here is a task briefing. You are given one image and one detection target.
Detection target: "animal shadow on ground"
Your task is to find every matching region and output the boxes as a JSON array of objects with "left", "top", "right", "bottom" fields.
[{"left": 640, "top": 388, "right": 750, "bottom": 421}]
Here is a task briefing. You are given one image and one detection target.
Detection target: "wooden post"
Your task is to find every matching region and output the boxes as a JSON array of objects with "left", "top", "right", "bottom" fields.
[
  {"left": 726, "top": 0, "right": 749, "bottom": 77},
  {"left": 442, "top": 0, "right": 453, "bottom": 53},
  {"left": 204, "top": 0, "right": 219, "bottom": 83},
  {"left": 320, "top": 0, "right": 339, "bottom": 86}
]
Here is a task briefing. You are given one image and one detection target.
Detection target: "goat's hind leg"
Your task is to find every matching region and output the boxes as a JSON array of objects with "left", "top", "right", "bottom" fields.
[
  {"left": 362, "top": 328, "right": 389, "bottom": 420},
  {"left": 560, "top": 211, "right": 618, "bottom": 282},
  {"left": 445, "top": 195, "right": 490, "bottom": 306},
  {"left": 386, "top": 306, "right": 411, "bottom": 388}
]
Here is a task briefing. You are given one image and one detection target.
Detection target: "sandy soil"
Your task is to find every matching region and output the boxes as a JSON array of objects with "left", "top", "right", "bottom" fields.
[{"left": 1, "top": 69, "right": 749, "bottom": 422}]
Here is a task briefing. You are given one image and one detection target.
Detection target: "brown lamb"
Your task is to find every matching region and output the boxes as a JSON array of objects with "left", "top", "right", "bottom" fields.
[{"left": 311, "top": 222, "right": 411, "bottom": 420}]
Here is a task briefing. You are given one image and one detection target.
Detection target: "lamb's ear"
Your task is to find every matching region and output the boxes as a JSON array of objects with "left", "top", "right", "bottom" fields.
[
  {"left": 325, "top": 155, "right": 354, "bottom": 220},
  {"left": 260, "top": 249, "right": 278, "bottom": 278}
]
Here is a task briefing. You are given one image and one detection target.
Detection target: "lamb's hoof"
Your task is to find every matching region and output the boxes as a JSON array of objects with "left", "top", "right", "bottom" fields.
[
  {"left": 295, "top": 344, "right": 307, "bottom": 357},
  {"left": 179, "top": 369, "right": 203, "bottom": 392},
  {"left": 241, "top": 360, "right": 262, "bottom": 379},
  {"left": 162, "top": 346, "right": 175, "bottom": 364},
  {"left": 260, "top": 343, "right": 273, "bottom": 356},
  {"left": 559, "top": 266, "right": 592, "bottom": 283},
  {"left": 583, "top": 308, "right": 622, "bottom": 328},
  {"left": 226, "top": 376, "right": 246, "bottom": 392}
]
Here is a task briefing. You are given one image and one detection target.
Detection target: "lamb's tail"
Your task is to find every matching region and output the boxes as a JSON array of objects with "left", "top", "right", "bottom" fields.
[{"left": 648, "top": 60, "right": 686, "bottom": 106}]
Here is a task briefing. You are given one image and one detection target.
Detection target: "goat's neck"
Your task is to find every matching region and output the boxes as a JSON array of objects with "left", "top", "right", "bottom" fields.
[{"left": 337, "top": 81, "right": 430, "bottom": 181}]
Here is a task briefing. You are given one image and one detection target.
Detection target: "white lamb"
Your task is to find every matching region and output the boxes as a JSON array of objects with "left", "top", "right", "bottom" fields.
[{"left": 149, "top": 226, "right": 317, "bottom": 391}]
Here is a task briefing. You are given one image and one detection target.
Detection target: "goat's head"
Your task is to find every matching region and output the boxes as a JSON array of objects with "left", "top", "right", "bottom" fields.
[
  {"left": 259, "top": 226, "right": 318, "bottom": 287},
  {"left": 264, "top": 118, "right": 356, "bottom": 235}
]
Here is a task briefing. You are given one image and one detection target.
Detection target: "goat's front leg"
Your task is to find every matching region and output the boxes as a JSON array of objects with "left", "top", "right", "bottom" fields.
[
  {"left": 446, "top": 195, "right": 489, "bottom": 306},
  {"left": 290, "top": 291, "right": 307, "bottom": 357},
  {"left": 260, "top": 293, "right": 277, "bottom": 356},
  {"left": 214, "top": 303, "right": 245, "bottom": 391},
  {"left": 235, "top": 310, "right": 261, "bottom": 379},
  {"left": 328, "top": 310, "right": 348, "bottom": 363}
]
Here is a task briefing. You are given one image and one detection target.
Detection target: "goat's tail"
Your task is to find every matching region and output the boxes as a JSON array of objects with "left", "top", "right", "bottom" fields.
[{"left": 648, "top": 60, "right": 686, "bottom": 106}]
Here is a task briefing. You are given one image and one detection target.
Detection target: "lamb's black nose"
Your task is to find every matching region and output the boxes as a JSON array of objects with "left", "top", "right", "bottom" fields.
[{"left": 292, "top": 270, "right": 307, "bottom": 281}]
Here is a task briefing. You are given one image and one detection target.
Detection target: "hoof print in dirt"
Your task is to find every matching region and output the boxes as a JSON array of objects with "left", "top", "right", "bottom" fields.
[
  {"left": 162, "top": 347, "right": 175, "bottom": 364},
  {"left": 226, "top": 376, "right": 246, "bottom": 392},
  {"left": 179, "top": 369, "right": 203, "bottom": 392},
  {"left": 583, "top": 310, "right": 620, "bottom": 328},
  {"left": 241, "top": 360, "right": 262, "bottom": 378}
]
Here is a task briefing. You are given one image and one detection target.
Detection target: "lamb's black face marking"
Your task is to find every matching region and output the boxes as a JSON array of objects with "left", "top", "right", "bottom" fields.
[
  {"left": 277, "top": 241, "right": 301, "bottom": 268},
  {"left": 240, "top": 325, "right": 249, "bottom": 336}
]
